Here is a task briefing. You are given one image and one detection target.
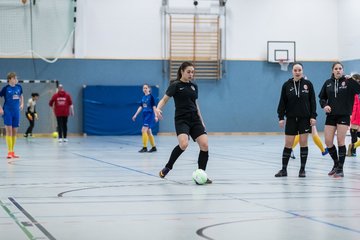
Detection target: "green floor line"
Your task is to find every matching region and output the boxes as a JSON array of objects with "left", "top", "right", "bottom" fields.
[{"left": 0, "top": 199, "right": 36, "bottom": 240}]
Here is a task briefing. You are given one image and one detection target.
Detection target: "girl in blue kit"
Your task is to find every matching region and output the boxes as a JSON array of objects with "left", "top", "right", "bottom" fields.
[
  {"left": 0, "top": 72, "right": 24, "bottom": 159},
  {"left": 132, "top": 84, "right": 158, "bottom": 153}
]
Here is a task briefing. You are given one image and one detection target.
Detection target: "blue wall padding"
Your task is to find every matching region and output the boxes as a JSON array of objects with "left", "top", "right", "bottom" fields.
[
  {"left": 1, "top": 58, "right": 359, "bottom": 133},
  {"left": 83, "top": 85, "right": 159, "bottom": 135}
]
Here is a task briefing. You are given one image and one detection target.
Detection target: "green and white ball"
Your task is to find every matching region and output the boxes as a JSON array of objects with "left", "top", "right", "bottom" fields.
[{"left": 192, "top": 169, "right": 208, "bottom": 185}]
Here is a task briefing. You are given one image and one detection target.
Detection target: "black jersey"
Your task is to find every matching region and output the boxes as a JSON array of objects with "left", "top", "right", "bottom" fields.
[
  {"left": 319, "top": 76, "right": 360, "bottom": 116},
  {"left": 277, "top": 78, "right": 317, "bottom": 120},
  {"left": 166, "top": 80, "right": 198, "bottom": 118}
]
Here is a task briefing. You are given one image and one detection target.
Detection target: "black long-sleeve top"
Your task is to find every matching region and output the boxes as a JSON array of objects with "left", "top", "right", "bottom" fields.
[
  {"left": 318, "top": 76, "right": 360, "bottom": 116},
  {"left": 277, "top": 78, "right": 317, "bottom": 120}
]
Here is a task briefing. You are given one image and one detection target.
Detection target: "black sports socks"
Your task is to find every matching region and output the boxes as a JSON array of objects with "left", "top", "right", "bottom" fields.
[
  {"left": 165, "top": 145, "right": 184, "bottom": 169},
  {"left": 198, "top": 150, "right": 209, "bottom": 170},
  {"left": 282, "top": 147, "right": 292, "bottom": 170},
  {"left": 338, "top": 145, "right": 346, "bottom": 170},
  {"left": 300, "top": 146, "right": 308, "bottom": 171},
  {"left": 328, "top": 145, "right": 339, "bottom": 167},
  {"left": 164, "top": 147, "right": 209, "bottom": 172},
  {"left": 351, "top": 129, "right": 358, "bottom": 144}
]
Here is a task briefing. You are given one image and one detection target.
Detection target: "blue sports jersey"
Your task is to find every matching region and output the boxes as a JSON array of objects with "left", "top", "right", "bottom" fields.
[
  {"left": 140, "top": 94, "right": 156, "bottom": 112},
  {"left": 0, "top": 84, "right": 23, "bottom": 110},
  {"left": 0, "top": 84, "right": 23, "bottom": 127}
]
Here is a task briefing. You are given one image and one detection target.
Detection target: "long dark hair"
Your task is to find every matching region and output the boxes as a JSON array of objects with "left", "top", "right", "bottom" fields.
[
  {"left": 331, "top": 61, "right": 344, "bottom": 78},
  {"left": 292, "top": 62, "right": 303, "bottom": 69},
  {"left": 170, "top": 61, "right": 194, "bottom": 84}
]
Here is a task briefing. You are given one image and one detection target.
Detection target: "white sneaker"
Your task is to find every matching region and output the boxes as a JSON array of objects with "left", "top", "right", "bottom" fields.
[
  {"left": 63, "top": 138, "right": 68, "bottom": 142},
  {"left": 58, "top": 138, "right": 63, "bottom": 142}
]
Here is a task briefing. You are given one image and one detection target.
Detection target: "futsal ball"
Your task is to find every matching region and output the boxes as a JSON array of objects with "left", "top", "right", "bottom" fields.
[
  {"left": 52, "top": 131, "right": 58, "bottom": 138},
  {"left": 192, "top": 169, "right": 208, "bottom": 185}
]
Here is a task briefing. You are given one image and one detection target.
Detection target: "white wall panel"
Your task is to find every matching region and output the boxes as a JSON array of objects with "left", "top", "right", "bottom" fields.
[
  {"left": 338, "top": 0, "right": 360, "bottom": 61},
  {"left": 75, "top": 0, "right": 358, "bottom": 61},
  {"left": 225, "top": 0, "right": 338, "bottom": 61},
  {"left": 76, "top": 0, "right": 162, "bottom": 59}
]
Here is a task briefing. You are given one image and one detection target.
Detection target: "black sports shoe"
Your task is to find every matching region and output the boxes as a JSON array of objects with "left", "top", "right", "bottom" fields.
[
  {"left": 148, "top": 147, "right": 157, "bottom": 152},
  {"left": 333, "top": 169, "right": 344, "bottom": 178},
  {"left": 138, "top": 147, "right": 148, "bottom": 153},
  {"left": 275, "top": 169, "right": 287, "bottom": 177},
  {"left": 298, "top": 169, "right": 306, "bottom": 178},
  {"left": 159, "top": 167, "right": 170, "bottom": 178},
  {"left": 195, "top": 178, "right": 213, "bottom": 185},
  {"left": 23, "top": 134, "right": 28, "bottom": 138},
  {"left": 328, "top": 166, "right": 337, "bottom": 176}
]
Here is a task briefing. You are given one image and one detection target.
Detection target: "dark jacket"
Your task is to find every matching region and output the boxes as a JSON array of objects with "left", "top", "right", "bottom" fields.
[
  {"left": 277, "top": 78, "right": 317, "bottom": 120},
  {"left": 318, "top": 76, "right": 360, "bottom": 116}
]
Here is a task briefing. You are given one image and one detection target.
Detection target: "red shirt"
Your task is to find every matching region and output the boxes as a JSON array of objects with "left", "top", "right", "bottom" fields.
[
  {"left": 49, "top": 90, "right": 73, "bottom": 117},
  {"left": 351, "top": 94, "right": 360, "bottom": 125}
]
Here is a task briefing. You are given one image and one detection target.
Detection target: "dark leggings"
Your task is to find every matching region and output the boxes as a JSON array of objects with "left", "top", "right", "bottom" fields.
[
  {"left": 56, "top": 116, "right": 68, "bottom": 139},
  {"left": 25, "top": 113, "right": 35, "bottom": 135}
]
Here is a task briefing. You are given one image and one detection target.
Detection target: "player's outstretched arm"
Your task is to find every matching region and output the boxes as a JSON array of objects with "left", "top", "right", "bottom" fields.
[{"left": 155, "top": 95, "right": 170, "bottom": 120}]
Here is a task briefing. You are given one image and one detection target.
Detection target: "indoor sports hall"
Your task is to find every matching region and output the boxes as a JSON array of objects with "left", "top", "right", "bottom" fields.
[{"left": 0, "top": 0, "right": 360, "bottom": 240}]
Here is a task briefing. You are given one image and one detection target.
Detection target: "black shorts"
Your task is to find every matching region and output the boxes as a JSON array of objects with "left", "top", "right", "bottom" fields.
[
  {"left": 175, "top": 112, "right": 206, "bottom": 141},
  {"left": 285, "top": 117, "right": 312, "bottom": 135},
  {"left": 325, "top": 115, "right": 350, "bottom": 126}
]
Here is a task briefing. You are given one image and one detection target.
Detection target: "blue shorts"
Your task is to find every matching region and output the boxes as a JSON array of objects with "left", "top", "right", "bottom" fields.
[
  {"left": 3, "top": 108, "right": 20, "bottom": 128},
  {"left": 142, "top": 111, "right": 155, "bottom": 128}
]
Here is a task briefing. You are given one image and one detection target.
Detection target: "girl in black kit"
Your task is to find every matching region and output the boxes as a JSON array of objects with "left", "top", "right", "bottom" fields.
[
  {"left": 155, "top": 62, "right": 211, "bottom": 183},
  {"left": 318, "top": 62, "right": 360, "bottom": 178},
  {"left": 276, "top": 63, "right": 317, "bottom": 178}
]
